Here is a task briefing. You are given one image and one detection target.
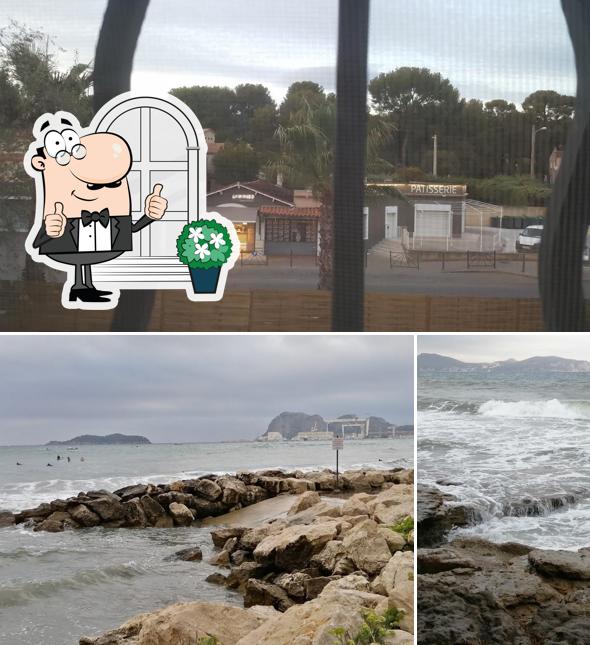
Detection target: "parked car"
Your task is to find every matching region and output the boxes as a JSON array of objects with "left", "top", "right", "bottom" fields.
[{"left": 516, "top": 224, "right": 543, "bottom": 252}]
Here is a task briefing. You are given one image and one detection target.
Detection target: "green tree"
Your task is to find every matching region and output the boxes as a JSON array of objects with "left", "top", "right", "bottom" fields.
[
  {"left": 271, "top": 95, "right": 391, "bottom": 290},
  {"left": 170, "top": 85, "right": 237, "bottom": 140},
  {"left": 484, "top": 99, "right": 517, "bottom": 118},
  {"left": 233, "top": 83, "right": 276, "bottom": 138},
  {"left": 369, "top": 67, "right": 460, "bottom": 168},
  {"left": 522, "top": 90, "right": 575, "bottom": 125},
  {"left": 212, "top": 142, "right": 260, "bottom": 185},
  {"left": 279, "top": 81, "right": 327, "bottom": 125}
]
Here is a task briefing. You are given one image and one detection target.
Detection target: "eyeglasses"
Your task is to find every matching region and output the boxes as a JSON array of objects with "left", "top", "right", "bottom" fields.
[{"left": 55, "top": 144, "right": 87, "bottom": 166}]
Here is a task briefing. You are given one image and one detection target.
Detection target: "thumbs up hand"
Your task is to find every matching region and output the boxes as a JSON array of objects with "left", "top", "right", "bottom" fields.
[
  {"left": 44, "top": 202, "right": 67, "bottom": 238},
  {"left": 144, "top": 183, "right": 167, "bottom": 220}
]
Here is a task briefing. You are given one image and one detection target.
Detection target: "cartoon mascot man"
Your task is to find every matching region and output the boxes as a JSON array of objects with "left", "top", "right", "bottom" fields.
[{"left": 25, "top": 111, "right": 167, "bottom": 307}]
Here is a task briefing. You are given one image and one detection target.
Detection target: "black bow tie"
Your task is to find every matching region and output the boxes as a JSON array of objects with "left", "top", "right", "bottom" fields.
[{"left": 81, "top": 208, "right": 110, "bottom": 228}]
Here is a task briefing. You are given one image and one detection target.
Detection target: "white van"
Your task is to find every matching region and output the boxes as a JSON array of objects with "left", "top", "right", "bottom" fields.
[{"left": 516, "top": 224, "right": 543, "bottom": 252}]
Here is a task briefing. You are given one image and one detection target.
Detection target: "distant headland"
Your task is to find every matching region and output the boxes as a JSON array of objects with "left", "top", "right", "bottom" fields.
[{"left": 46, "top": 433, "right": 151, "bottom": 446}]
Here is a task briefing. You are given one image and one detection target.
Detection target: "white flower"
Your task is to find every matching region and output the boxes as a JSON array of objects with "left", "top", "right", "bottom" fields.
[
  {"left": 194, "top": 243, "right": 211, "bottom": 260},
  {"left": 210, "top": 232, "right": 226, "bottom": 249},
  {"left": 188, "top": 226, "right": 205, "bottom": 242}
]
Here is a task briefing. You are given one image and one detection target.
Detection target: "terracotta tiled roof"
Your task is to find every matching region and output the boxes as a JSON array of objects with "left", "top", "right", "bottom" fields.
[{"left": 259, "top": 205, "right": 321, "bottom": 219}]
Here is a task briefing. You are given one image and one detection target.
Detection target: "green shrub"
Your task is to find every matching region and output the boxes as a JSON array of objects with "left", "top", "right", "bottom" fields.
[
  {"left": 467, "top": 175, "right": 551, "bottom": 206},
  {"left": 176, "top": 219, "right": 234, "bottom": 269},
  {"left": 330, "top": 608, "right": 405, "bottom": 645},
  {"left": 390, "top": 516, "right": 413, "bottom": 540},
  {"left": 197, "top": 636, "right": 219, "bottom": 645}
]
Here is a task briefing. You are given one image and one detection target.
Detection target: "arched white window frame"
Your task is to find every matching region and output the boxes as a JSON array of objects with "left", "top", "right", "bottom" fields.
[{"left": 89, "top": 93, "right": 208, "bottom": 288}]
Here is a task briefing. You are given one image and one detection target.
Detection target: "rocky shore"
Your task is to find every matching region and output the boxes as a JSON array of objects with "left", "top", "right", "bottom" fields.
[
  {"left": 417, "top": 485, "right": 590, "bottom": 644},
  {"left": 52, "top": 467, "right": 417, "bottom": 645}
]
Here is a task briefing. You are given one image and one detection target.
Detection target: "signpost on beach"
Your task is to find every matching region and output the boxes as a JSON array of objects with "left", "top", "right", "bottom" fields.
[{"left": 332, "top": 434, "right": 344, "bottom": 489}]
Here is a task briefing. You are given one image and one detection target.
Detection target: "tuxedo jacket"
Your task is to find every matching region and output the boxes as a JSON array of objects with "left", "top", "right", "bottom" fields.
[{"left": 32, "top": 215, "right": 153, "bottom": 255}]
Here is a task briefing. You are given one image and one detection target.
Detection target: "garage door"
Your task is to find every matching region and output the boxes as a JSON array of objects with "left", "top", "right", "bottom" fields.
[{"left": 414, "top": 204, "right": 452, "bottom": 238}]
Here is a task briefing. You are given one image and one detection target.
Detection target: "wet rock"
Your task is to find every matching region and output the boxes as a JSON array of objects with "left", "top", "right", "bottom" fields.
[
  {"left": 529, "top": 549, "right": 590, "bottom": 580},
  {"left": 85, "top": 496, "right": 125, "bottom": 522},
  {"left": 502, "top": 494, "right": 577, "bottom": 517},
  {"left": 287, "top": 491, "right": 320, "bottom": 515},
  {"left": 218, "top": 476, "right": 248, "bottom": 506},
  {"left": 35, "top": 511, "right": 78, "bottom": 532},
  {"left": 243, "top": 485, "right": 269, "bottom": 504},
  {"left": 140, "top": 495, "right": 166, "bottom": 525},
  {"left": 211, "top": 526, "right": 246, "bottom": 548},
  {"left": 226, "top": 561, "right": 270, "bottom": 590},
  {"left": 205, "top": 572, "right": 227, "bottom": 585},
  {"left": 69, "top": 504, "right": 101, "bottom": 528},
  {"left": 210, "top": 549, "right": 231, "bottom": 567},
  {"left": 168, "top": 502, "right": 194, "bottom": 527},
  {"left": 15, "top": 503, "right": 53, "bottom": 523},
  {"left": 0, "top": 511, "right": 15, "bottom": 528},
  {"left": 192, "top": 498, "right": 228, "bottom": 519},
  {"left": 156, "top": 492, "right": 195, "bottom": 509},
  {"left": 417, "top": 484, "right": 481, "bottom": 548},
  {"left": 417, "top": 547, "right": 480, "bottom": 574},
  {"left": 253, "top": 522, "right": 338, "bottom": 571},
  {"left": 231, "top": 549, "right": 250, "bottom": 565},
  {"left": 112, "top": 484, "right": 148, "bottom": 502},
  {"left": 184, "top": 478, "right": 223, "bottom": 501},
  {"left": 167, "top": 546, "right": 203, "bottom": 562},
  {"left": 154, "top": 516, "right": 174, "bottom": 529},
  {"left": 244, "top": 579, "right": 295, "bottom": 612},
  {"left": 122, "top": 498, "right": 147, "bottom": 528}
]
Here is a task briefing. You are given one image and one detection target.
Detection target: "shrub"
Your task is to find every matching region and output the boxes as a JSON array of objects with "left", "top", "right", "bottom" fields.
[
  {"left": 176, "top": 219, "right": 234, "bottom": 269},
  {"left": 390, "top": 516, "right": 413, "bottom": 540},
  {"left": 330, "top": 608, "right": 405, "bottom": 645}
]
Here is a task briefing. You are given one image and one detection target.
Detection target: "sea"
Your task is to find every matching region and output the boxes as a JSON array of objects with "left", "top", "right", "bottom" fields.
[
  {"left": 418, "top": 369, "right": 590, "bottom": 551},
  {"left": 0, "top": 438, "right": 412, "bottom": 645}
]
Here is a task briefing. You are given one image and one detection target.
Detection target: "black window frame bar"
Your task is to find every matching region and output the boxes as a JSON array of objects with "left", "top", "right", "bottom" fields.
[{"left": 539, "top": 0, "right": 590, "bottom": 331}]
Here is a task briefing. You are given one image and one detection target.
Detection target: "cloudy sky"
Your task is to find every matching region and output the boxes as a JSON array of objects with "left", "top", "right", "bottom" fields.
[
  {"left": 1, "top": 0, "right": 576, "bottom": 105},
  {"left": 419, "top": 334, "right": 590, "bottom": 363},
  {"left": 0, "top": 334, "right": 414, "bottom": 446}
]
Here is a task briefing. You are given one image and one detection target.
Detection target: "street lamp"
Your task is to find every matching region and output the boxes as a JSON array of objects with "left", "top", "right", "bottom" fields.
[{"left": 530, "top": 125, "right": 548, "bottom": 179}]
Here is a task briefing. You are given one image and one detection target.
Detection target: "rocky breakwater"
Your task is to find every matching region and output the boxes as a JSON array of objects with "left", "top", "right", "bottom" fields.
[
  {"left": 8, "top": 468, "right": 411, "bottom": 533},
  {"left": 79, "top": 468, "right": 415, "bottom": 645}
]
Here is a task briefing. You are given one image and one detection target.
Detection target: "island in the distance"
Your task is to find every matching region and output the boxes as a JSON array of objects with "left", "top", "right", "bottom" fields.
[{"left": 46, "top": 433, "right": 151, "bottom": 446}]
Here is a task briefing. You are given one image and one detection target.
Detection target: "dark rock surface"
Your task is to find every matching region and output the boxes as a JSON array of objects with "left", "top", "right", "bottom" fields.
[
  {"left": 418, "top": 538, "right": 590, "bottom": 645},
  {"left": 417, "top": 484, "right": 481, "bottom": 548}
]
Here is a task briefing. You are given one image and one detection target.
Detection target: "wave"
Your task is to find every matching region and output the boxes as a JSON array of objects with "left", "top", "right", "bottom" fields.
[
  {"left": 420, "top": 396, "right": 590, "bottom": 420},
  {"left": 0, "top": 561, "right": 147, "bottom": 607},
  {"left": 478, "top": 399, "right": 590, "bottom": 420}
]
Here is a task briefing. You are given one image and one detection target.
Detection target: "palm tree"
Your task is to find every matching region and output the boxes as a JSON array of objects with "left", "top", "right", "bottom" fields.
[{"left": 270, "top": 98, "right": 394, "bottom": 290}]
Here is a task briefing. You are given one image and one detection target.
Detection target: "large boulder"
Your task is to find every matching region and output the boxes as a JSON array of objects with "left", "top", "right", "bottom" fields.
[
  {"left": 226, "top": 561, "right": 270, "bottom": 590},
  {"left": 236, "top": 577, "right": 385, "bottom": 645},
  {"left": 156, "top": 492, "right": 195, "bottom": 509},
  {"left": 80, "top": 601, "right": 265, "bottom": 645},
  {"left": 15, "top": 502, "right": 53, "bottom": 523},
  {"left": 85, "top": 495, "right": 125, "bottom": 522},
  {"left": 112, "top": 484, "right": 148, "bottom": 502},
  {"left": 254, "top": 522, "right": 338, "bottom": 571},
  {"left": 211, "top": 526, "right": 246, "bottom": 548},
  {"left": 240, "top": 520, "right": 288, "bottom": 551},
  {"left": 367, "top": 485, "right": 414, "bottom": 526},
  {"left": 140, "top": 495, "right": 167, "bottom": 526},
  {"left": 244, "top": 579, "right": 295, "bottom": 612},
  {"left": 167, "top": 546, "right": 203, "bottom": 562},
  {"left": 123, "top": 499, "right": 147, "bottom": 528},
  {"left": 287, "top": 491, "right": 320, "bottom": 516},
  {"left": 528, "top": 549, "right": 590, "bottom": 580},
  {"left": 69, "top": 504, "right": 101, "bottom": 528},
  {"left": 273, "top": 572, "right": 310, "bottom": 599},
  {"left": 218, "top": 477, "right": 249, "bottom": 506},
  {"left": 341, "top": 496, "right": 370, "bottom": 517},
  {"left": 371, "top": 552, "right": 414, "bottom": 633},
  {"left": 35, "top": 511, "right": 78, "bottom": 532},
  {"left": 184, "top": 478, "right": 223, "bottom": 501},
  {"left": 168, "top": 502, "right": 194, "bottom": 527},
  {"left": 0, "top": 511, "right": 16, "bottom": 528},
  {"left": 342, "top": 519, "right": 392, "bottom": 576},
  {"left": 311, "top": 540, "right": 348, "bottom": 574}
]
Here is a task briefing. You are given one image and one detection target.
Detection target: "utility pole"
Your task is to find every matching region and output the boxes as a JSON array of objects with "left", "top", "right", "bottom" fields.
[
  {"left": 432, "top": 134, "right": 438, "bottom": 178},
  {"left": 531, "top": 125, "right": 548, "bottom": 178}
]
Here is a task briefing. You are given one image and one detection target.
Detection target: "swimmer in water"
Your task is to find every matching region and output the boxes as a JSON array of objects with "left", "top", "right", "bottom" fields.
[
  {"left": 47, "top": 463, "right": 53, "bottom": 467},
  {"left": 16, "top": 462, "right": 22, "bottom": 466}
]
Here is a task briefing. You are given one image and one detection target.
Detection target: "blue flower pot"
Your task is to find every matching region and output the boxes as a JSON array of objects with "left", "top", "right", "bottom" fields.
[{"left": 188, "top": 266, "right": 221, "bottom": 294}]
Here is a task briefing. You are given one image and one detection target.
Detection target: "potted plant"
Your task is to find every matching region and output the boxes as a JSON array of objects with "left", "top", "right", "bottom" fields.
[{"left": 176, "top": 218, "right": 234, "bottom": 294}]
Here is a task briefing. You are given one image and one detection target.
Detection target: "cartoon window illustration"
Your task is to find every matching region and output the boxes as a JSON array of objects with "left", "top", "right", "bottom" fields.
[{"left": 91, "top": 96, "right": 203, "bottom": 285}]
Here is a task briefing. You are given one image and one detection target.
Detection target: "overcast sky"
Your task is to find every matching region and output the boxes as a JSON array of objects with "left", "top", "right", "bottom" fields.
[
  {"left": 1, "top": 0, "right": 576, "bottom": 106},
  {"left": 418, "top": 334, "right": 590, "bottom": 363},
  {"left": 0, "top": 334, "right": 414, "bottom": 446}
]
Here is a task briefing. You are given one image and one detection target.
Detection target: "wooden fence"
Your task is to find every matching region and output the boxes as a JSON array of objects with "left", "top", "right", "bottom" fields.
[{"left": 0, "top": 281, "right": 564, "bottom": 332}]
